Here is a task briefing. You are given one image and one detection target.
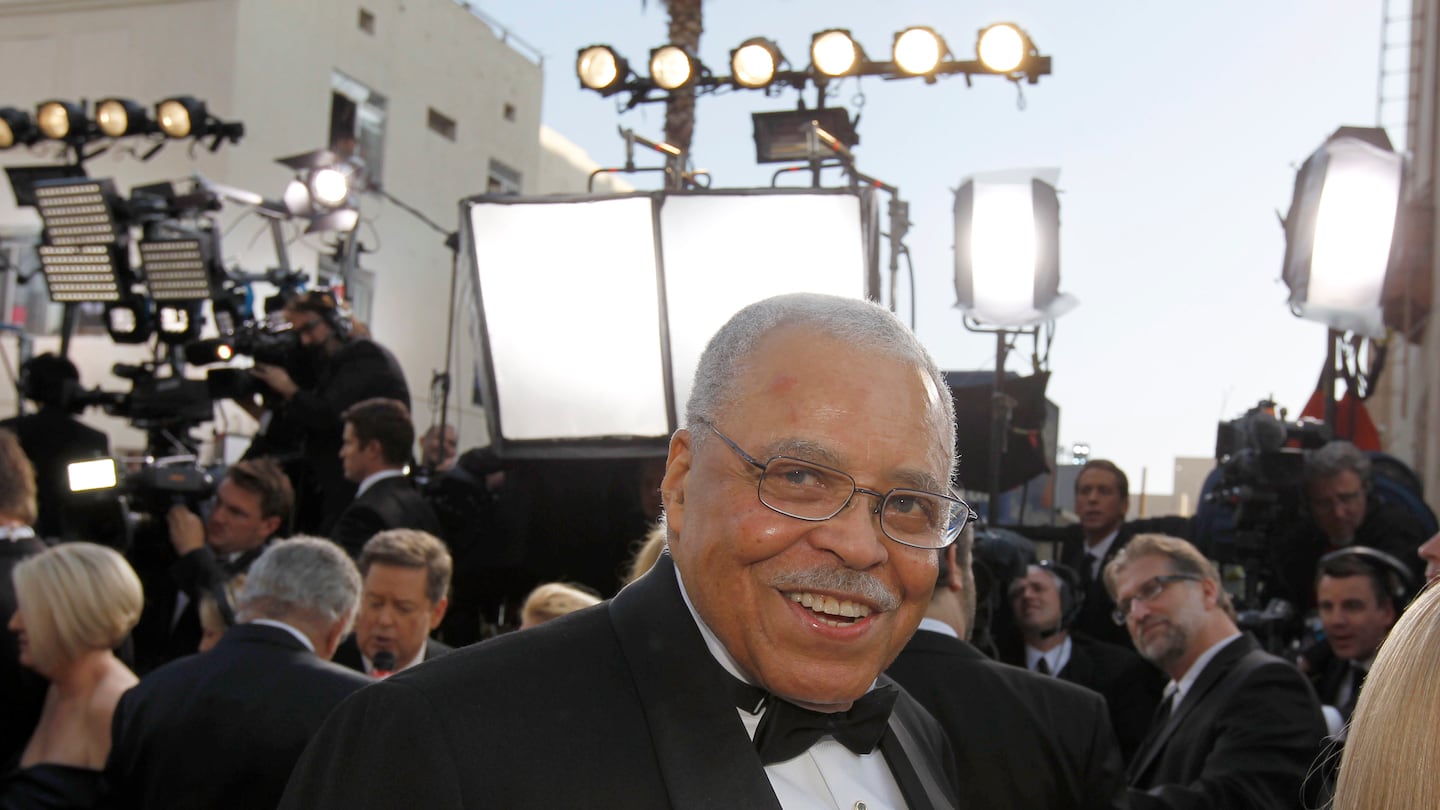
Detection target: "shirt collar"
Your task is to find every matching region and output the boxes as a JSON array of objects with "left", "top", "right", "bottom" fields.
[
  {"left": 1085, "top": 527, "right": 1121, "bottom": 562},
  {"left": 1169, "top": 631, "right": 1242, "bottom": 703},
  {"left": 917, "top": 616, "right": 958, "bottom": 639},
  {"left": 248, "top": 618, "right": 317, "bottom": 653},
  {"left": 356, "top": 468, "right": 406, "bottom": 497},
  {"left": 1024, "top": 635, "right": 1072, "bottom": 673}
]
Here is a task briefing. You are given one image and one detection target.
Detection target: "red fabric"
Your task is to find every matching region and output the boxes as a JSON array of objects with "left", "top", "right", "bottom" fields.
[{"left": 1300, "top": 388, "right": 1381, "bottom": 450}]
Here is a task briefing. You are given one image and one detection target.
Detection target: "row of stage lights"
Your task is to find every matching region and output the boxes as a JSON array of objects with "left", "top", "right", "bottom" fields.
[
  {"left": 577, "top": 23, "right": 1048, "bottom": 102},
  {"left": 0, "top": 96, "right": 243, "bottom": 153}
]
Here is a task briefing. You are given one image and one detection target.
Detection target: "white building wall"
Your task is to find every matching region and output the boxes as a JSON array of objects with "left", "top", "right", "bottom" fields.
[{"left": 0, "top": 0, "right": 547, "bottom": 458}]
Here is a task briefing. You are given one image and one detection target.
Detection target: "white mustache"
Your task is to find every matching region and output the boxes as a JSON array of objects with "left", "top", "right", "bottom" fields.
[{"left": 768, "top": 567, "right": 901, "bottom": 612}]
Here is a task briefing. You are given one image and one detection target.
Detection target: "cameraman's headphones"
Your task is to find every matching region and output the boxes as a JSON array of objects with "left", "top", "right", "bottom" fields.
[
  {"left": 292, "top": 288, "right": 353, "bottom": 342},
  {"left": 1317, "top": 545, "right": 1413, "bottom": 606},
  {"left": 1035, "top": 560, "right": 1086, "bottom": 636}
]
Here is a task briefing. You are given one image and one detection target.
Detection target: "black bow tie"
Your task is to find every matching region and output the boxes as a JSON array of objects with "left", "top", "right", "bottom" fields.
[{"left": 732, "top": 678, "right": 898, "bottom": 766}]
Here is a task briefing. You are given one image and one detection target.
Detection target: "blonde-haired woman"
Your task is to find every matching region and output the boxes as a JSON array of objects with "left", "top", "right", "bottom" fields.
[
  {"left": 1332, "top": 581, "right": 1440, "bottom": 809},
  {"left": 0, "top": 543, "right": 142, "bottom": 808}
]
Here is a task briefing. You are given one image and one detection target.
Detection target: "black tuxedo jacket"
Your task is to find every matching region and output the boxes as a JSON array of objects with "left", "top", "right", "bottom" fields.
[
  {"left": 330, "top": 474, "right": 442, "bottom": 558},
  {"left": 281, "top": 554, "right": 959, "bottom": 809},
  {"left": 332, "top": 634, "right": 453, "bottom": 675},
  {"left": 106, "top": 623, "right": 371, "bottom": 810},
  {"left": 1126, "top": 634, "right": 1326, "bottom": 810},
  {"left": 131, "top": 543, "right": 266, "bottom": 674},
  {"left": 887, "top": 629, "right": 1125, "bottom": 810},
  {"left": 1058, "top": 632, "right": 1164, "bottom": 764},
  {"left": 1059, "top": 525, "right": 1138, "bottom": 650}
]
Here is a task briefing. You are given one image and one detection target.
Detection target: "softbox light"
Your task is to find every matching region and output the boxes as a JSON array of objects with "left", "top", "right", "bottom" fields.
[
  {"left": 464, "top": 188, "right": 877, "bottom": 457},
  {"left": 1281, "top": 128, "right": 1403, "bottom": 338},
  {"left": 953, "top": 169, "right": 1075, "bottom": 328}
]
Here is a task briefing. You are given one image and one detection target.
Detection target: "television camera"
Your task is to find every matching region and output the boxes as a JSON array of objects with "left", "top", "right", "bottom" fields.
[{"left": 1195, "top": 400, "right": 1331, "bottom": 650}]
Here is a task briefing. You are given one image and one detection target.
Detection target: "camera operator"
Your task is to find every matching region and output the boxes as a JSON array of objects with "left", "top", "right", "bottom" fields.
[
  {"left": 248, "top": 290, "right": 410, "bottom": 535},
  {"left": 131, "top": 457, "right": 294, "bottom": 673},
  {"left": 0, "top": 353, "right": 110, "bottom": 542},
  {"left": 1274, "top": 441, "right": 1429, "bottom": 613}
]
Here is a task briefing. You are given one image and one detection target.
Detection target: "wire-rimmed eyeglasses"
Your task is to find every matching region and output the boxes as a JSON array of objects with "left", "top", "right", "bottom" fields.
[
  {"left": 699, "top": 420, "right": 974, "bottom": 550},
  {"left": 1110, "top": 573, "right": 1202, "bottom": 625}
]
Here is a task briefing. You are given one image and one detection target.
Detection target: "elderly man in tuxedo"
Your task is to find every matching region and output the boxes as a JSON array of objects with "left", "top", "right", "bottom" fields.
[{"left": 281, "top": 292, "right": 969, "bottom": 808}]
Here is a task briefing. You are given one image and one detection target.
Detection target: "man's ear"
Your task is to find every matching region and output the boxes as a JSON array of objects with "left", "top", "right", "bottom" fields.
[
  {"left": 660, "top": 429, "right": 694, "bottom": 540},
  {"left": 429, "top": 596, "right": 449, "bottom": 631},
  {"left": 260, "top": 514, "right": 282, "bottom": 539},
  {"left": 940, "top": 546, "right": 963, "bottom": 593}
]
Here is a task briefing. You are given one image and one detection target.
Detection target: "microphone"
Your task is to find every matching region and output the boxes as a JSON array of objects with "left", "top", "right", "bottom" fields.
[{"left": 371, "top": 650, "right": 397, "bottom": 679}]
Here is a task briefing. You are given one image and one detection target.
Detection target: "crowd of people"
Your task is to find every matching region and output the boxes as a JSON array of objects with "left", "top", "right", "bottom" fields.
[{"left": 0, "top": 291, "right": 1438, "bottom": 808}]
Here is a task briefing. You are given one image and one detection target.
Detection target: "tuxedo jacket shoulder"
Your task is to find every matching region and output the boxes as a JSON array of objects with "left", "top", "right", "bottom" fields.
[
  {"left": 1126, "top": 635, "right": 1326, "bottom": 810},
  {"left": 1061, "top": 632, "right": 1164, "bottom": 763},
  {"left": 330, "top": 475, "right": 442, "bottom": 557},
  {"left": 888, "top": 629, "right": 1125, "bottom": 810},
  {"left": 106, "top": 623, "right": 370, "bottom": 810},
  {"left": 281, "top": 555, "right": 957, "bottom": 810}
]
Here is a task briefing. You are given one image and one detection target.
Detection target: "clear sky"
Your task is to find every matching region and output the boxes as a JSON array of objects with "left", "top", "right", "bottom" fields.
[{"left": 475, "top": 0, "right": 1397, "bottom": 497}]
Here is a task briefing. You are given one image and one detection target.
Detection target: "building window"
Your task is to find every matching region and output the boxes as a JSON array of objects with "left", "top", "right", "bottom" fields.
[
  {"left": 357, "top": 8, "right": 375, "bottom": 34},
  {"left": 486, "top": 159, "right": 522, "bottom": 195},
  {"left": 503, "top": 102, "right": 517, "bottom": 122},
  {"left": 328, "top": 70, "right": 387, "bottom": 188},
  {"left": 427, "top": 107, "right": 457, "bottom": 141}
]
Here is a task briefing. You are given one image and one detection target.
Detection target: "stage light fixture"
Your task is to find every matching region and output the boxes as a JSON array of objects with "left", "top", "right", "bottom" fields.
[
  {"left": 35, "top": 100, "right": 85, "bottom": 140},
  {"left": 0, "top": 107, "right": 38, "bottom": 149},
  {"left": 731, "top": 38, "right": 783, "bottom": 89},
  {"left": 577, "top": 45, "right": 628, "bottom": 95},
  {"left": 310, "top": 167, "right": 350, "bottom": 208},
  {"left": 157, "top": 303, "right": 202, "bottom": 344},
  {"left": 38, "top": 245, "right": 124, "bottom": 302},
  {"left": 751, "top": 107, "right": 859, "bottom": 164},
  {"left": 650, "top": 45, "right": 698, "bottom": 91},
  {"left": 893, "top": 27, "right": 947, "bottom": 76},
  {"left": 138, "top": 238, "right": 213, "bottom": 302},
  {"left": 33, "top": 179, "right": 121, "bottom": 246},
  {"left": 157, "top": 96, "right": 204, "bottom": 138},
  {"left": 105, "top": 296, "right": 154, "bottom": 344},
  {"left": 95, "top": 98, "right": 152, "bottom": 138},
  {"left": 811, "top": 30, "right": 861, "bottom": 77},
  {"left": 953, "top": 171, "right": 1074, "bottom": 327},
  {"left": 977, "top": 24, "right": 1028, "bottom": 73},
  {"left": 1282, "top": 127, "right": 1403, "bottom": 338}
]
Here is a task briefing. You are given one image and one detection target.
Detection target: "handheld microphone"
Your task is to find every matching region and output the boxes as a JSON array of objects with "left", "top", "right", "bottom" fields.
[{"left": 372, "top": 650, "right": 397, "bottom": 679}]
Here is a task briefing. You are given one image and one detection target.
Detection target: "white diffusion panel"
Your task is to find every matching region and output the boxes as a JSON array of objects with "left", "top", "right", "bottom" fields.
[
  {"left": 661, "top": 192, "right": 868, "bottom": 422},
  {"left": 469, "top": 196, "right": 669, "bottom": 441}
]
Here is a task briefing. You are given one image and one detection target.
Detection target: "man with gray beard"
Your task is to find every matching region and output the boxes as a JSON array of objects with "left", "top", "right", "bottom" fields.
[{"left": 1106, "top": 534, "right": 1325, "bottom": 810}]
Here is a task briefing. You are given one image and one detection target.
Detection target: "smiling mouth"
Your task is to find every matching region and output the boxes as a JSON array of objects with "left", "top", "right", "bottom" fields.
[{"left": 786, "top": 591, "right": 873, "bottom": 627}]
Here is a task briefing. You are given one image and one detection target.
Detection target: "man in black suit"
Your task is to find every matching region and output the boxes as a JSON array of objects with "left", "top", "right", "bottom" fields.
[
  {"left": 329, "top": 397, "right": 441, "bottom": 557},
  {"left": 281, "top": 293, "right": 966, "bottom": 808},
  {"left": 1058, "top": 460, "right": 1142, "bottom": 649},
  {"left": 131, "top": 457, "right": 294, "bottom": 673},
  {"left": 250, "top": 289, "right": 411, "bottom": 534},
  {"left": 1301, "top": 548, "right": 1404, "bottom": 736},
  {"left": 1107, "top": 533, "right": 1326, "bottom": 809},
  {"left": 0, "top": 353, "right": 110, "bottom": 542},
  {"left": 106, "top": 536, "right": 370, "bottom": 810},
  {"left": 888, "top": 532, "right": 1127, "bottom": 809},
  {"left": 332, "top": 528, "right": 453, "bottom": 676},
  {"left": 1008, "top": 562, "right": 1162, "bottom": 763}
]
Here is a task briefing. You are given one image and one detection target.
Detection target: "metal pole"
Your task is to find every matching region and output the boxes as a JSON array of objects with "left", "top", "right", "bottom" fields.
[
  {"left": 988, "top": 330, "right": 1007, "bottom": 524},
  {"left": 1322, "top": 329, "right": 1339, "bottom": 430}
]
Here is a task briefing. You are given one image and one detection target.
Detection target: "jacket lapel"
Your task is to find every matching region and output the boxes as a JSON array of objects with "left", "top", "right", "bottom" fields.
[
  {"left": 609, "top": 553, "right": 782, "bottom": 810},
  {"left": 1128, "top": 635, "right": 1257, "bottom": 783}
]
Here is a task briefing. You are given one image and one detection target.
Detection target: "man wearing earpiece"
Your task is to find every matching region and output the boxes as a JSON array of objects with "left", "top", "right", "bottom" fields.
[
  {"left": 1299, "top": 548, "right": 1406, "bottom": 739},
  {"left": 1010, "top": 562, "right": 1162, "bottom": 763},
  {"left": 250, "top": 290, "right": 410, "bottom": 535}
]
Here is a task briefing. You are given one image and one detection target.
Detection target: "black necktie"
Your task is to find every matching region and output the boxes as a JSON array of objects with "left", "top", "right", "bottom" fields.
[
  {"left": 1341, "top": 662, "right": 1366, "bottom": 719},
  {"left": 1081, "top": 552, "right": 1098, "bottom": 586},
  {"left": 1035, "top": 658, "right": 1051, "bottom": 676},
  {"left": 732, "top": 678, "right": 899, "bottom": 766}
]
